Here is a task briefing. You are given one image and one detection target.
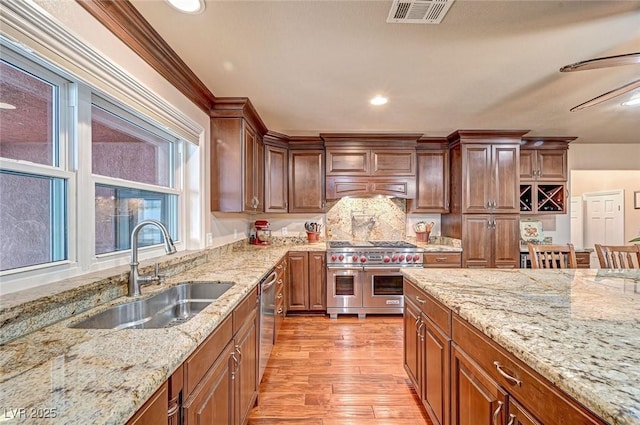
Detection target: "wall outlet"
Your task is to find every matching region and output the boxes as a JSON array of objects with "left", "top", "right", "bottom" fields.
[
  {"left": 281, "top": 227, "right": 288, "bottom": 236},
  {"left": 205, "top": 233, "right": 213, "bottom": 247},
  {"left": 233, "top": 228, "right": 238, "bottom": 238}
]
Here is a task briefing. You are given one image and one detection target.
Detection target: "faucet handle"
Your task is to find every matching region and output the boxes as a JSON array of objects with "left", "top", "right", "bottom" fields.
[{"left": 154, "top": 263, "right": 167, "bottom": 285}]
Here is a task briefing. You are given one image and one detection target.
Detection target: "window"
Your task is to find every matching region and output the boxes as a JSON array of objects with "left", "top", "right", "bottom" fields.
[
  {"left": 91, "top": 98, "right": 180, "bottom": 255},
  {"left": 0, "top": 54, "right": 70, "bottom": 272},
  {"left": 0, "top": 44, "right": 184, "bottom": 282}
]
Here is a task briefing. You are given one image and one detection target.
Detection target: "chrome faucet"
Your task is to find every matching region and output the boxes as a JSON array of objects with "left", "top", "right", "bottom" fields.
[{"left": 129, "top": 219, "right": 177, "bottom": 297}]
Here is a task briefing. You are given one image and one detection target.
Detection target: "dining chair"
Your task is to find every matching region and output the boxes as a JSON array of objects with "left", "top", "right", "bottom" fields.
[
  {"left": 528, "top": 243, "right": 577, "bottom": 269},
  {"left": 594, "top": 244, "right": 640, "bottom": 269}
]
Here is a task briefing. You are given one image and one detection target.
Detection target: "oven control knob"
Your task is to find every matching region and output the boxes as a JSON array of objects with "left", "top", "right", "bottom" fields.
[
  {"left": 331, "top": 255, "right": 337, "bottom": 261},
  {"left": 406, "top": 256, "right": 412, "bottom": 262},
  {"left": 360, "top": 257, "right": 367, "bottom": 263},
  {"left": 399, "top": 255, "right": 405, "bottom": 261},
  {"left": 413, "top": 254, "right": 420, "bottom": 261},
  {"left": 392, "top": 255, "right": 398, "bottom": 262},
  {"left": 383, "top": 256, "right": 391, "bottom": 263},
  {"left": 352, "top": 255, "right": 359, "bottom": 262},
  {"left": 338, "top": 254, "right": 345, "bottom": 261}
]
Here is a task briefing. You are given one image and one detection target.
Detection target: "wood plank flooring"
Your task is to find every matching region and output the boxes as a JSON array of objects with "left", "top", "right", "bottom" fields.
[{"left": 247, "top": 315, "right": 432, "bottom": 425}]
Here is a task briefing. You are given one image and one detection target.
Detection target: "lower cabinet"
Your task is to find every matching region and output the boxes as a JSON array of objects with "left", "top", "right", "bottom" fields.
[
  {"left": 287, "top": 251, "right": 326, "bottom": 312},
  {"left": 404, "top": 279, "right": 607, "bottom": 425},
  {"left": 129, "top": 288, "right": 259, "bottom": 425},
  {"left": 404, "top": 282, "right": 450, "bottom": 425},
  {"left": 423, "top": 252, "right": 462, "bottom": 268},
  {"left": 463, "top": 214, "right": 520, "bottom": 268}
]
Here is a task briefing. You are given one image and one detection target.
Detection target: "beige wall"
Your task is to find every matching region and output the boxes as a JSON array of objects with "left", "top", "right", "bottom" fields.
[{"left": 569, "top": 143, "right": 640, "bottom": 170}]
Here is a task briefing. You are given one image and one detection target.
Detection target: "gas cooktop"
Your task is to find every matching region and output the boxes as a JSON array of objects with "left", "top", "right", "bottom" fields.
[{"left": 328, "top": 240, "right": 417, "bottom": 249}]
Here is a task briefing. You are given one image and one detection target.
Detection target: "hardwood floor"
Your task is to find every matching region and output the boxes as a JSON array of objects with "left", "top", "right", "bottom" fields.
[{"left": 248, "top": 315, "right": 432, "bottom": 425}]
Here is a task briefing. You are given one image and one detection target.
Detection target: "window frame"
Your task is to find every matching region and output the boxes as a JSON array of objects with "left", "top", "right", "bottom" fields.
[{"left": 0, "top": 42, "right": 189, "bottom": 293}]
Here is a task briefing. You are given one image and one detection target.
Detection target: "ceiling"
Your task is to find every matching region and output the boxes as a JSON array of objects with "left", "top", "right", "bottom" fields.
[{"left": 129, "top": 0, "right": 640, "bottom": 144}]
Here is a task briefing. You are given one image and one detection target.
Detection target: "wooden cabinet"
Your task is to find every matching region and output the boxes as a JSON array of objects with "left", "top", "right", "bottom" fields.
[
  {"left": 404, "top": 279, "right": 607, "bottom": 425},
  {"left": 409, "top": 142, "right": 450, "bottom": 213},
  {"left": 451, "top": 344, "right": 507, "bottom": 425},
  {"left": 289, "top": 149, "right": 325, "bottom": 213},
  {"left": 404, "top": 281, "right": 451, "bottom": 425},
  {"left": 211, "top": 99, "right": 267, "bottom": 213},
  {"left": 274, "top": 257, "right": 287, "bottom": 342},
  {"left": 181, "top": 289, "right": 259, "bottom": 425},
  {"left": 461, "top": 143, "right": 520, "bottom": 214},
  {"left": 423, "top": 252, "right": 462, "bottom": 268},
  {"left": 287, "top": 251, "right": 326, "bottom": 312},
  {"left": 264, "top": 144, "right": 288, "bottom": 213},
  {"left": 322, "top": 134, "right": 420, "bottom": 199},
  {"left": 462, "top": 214, "right": 520, "bottom": 268},
  {"left": 519, "top": 138, "right": 573, "bottom": 215},
  {"left": 126, "top": 381, "right": 169, "bottom": 425},
  {"left": 576, "top": 251, "right": 590, "bottom": 269}
]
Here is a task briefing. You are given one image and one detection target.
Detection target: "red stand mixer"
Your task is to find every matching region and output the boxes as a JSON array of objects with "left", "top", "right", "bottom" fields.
[{"left": 251, "top": 220, "right": 272, "bottom": 245}]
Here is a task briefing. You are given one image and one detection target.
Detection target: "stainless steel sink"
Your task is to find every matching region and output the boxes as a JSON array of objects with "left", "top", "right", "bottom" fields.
[{"left": 70, "top": 281, "right": 234, "bottom": 329}]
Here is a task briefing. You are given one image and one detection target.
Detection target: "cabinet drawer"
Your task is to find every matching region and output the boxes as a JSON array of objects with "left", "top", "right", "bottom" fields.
[
  {"left": 576, "top": 252, "right": 590, "bottom": 268},
  {"left": 233, "top": 287, "right": 259, "bottom": 334},
  {"left": 183, "top": 315, "right": 233, "bottom": 398},
  {"left": 423, "top": 252, "right": 462, "bottom": 268},
  {"left": 452, "top": 316, "right": 605, "bottom": 425},
  {"left": 403, "top": 281, "right": 450, "bottom": 337}
]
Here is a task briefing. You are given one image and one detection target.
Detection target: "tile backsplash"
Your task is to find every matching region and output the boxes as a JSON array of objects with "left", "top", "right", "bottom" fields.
[{"left": 325, "top": 198, "right": 406, "bottom": 241}]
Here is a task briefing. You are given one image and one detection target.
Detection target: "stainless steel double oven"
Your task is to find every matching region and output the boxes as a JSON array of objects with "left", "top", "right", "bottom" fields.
[{"left": 326, "top": 241, "right": 424, "bottom": 319}]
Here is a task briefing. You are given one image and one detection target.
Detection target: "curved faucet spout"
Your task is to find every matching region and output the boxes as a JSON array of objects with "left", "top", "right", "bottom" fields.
[{"left": 129, "top": 219, "right": 177, "bottom": 297}]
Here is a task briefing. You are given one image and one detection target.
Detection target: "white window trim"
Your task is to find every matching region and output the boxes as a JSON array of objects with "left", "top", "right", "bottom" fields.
[{"left": 0, "top": 1, "right": 204, "bottom": 294}]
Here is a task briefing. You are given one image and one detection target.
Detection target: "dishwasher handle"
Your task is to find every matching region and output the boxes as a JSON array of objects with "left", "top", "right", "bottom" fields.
[{"left": 261, "top": 270, "right": 278, "bottom": 292}]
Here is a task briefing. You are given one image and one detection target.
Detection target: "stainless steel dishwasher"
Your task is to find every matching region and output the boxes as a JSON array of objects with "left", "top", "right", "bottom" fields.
[{"left": 258, "top": 268, "right": 277, "bottom": 383}]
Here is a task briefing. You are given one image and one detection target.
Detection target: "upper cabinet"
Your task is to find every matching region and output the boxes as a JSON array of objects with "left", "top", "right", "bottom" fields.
[
  {"left": 288, "top": 137, "right": 325, "bottom": 213},
  {"left": 210, "top": 98, "right": 267, "bottom": 213},
  {"left": 449, "top": 131, "right": 526, "bottom": 214},
  {"left": 264, "top": 132, "right": 289, "bottom": 213},
  {"left": 519, "top": 137, "right": 575, "bottom": 215},
  {"left": 322, "top": 133, "right": 420, "bottom": 199},
  {"left": 408, "top": 138, "right": 450, "bottom": 213}
]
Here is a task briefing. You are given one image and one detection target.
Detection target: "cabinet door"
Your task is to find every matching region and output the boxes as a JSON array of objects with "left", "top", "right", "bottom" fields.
[
  {"left": 326, "top": 149, "right": 369, "bottom": 175},
  {"left": 234, "top": 308, "right": 258, "bottom": 425},
  {"left": 183, "top": 342, "right": 234, "bottom": 425},
  {"left": 264, "top": 145, "right": 288, "bottom": 213},
  {"left": 491, "top": 144, "right": 520, "bottom": 213},
  {"left": 424, "top": 318, "right": 450, "bottom": 425},
  {"left": 462, "top": 144, "right": 492, "bottom": 213},
  {"left": 411, "top": 150, "right": 450, "bottom": 213},
  {"left": 243, "top": 124, "right": 263, "bottom": 212},
  {"left": 537, "top": 150, "right": 567, "bottom": 181},
  {"left": 308, "top": 252, "right": 326, "bottom": 311},
  {"left": 126, "top": 382, "right": 168, "bottom": 425},
  {"left": 451, "top": 345, "right": 507, "bottom": 425},
  {"left": 492, "top": 214, "right": 520, "bottom": 269},
  {"left": 371, "top": 149, "right": 415, "bottom": 176},
  {"left": 403, "top": 296, "right": 422, "bottom": 396},
  {"left": 287, "top": 252, "right": 309, "bottom": 311},
  {"left": 519, "top": 150, "right": 536, "bottom": 180},
  {"left": 462, "top": 215, "right": 491, "bottom": 268},
  {"left": 289, "top": 149, "right": 325, "bottom": 212}
]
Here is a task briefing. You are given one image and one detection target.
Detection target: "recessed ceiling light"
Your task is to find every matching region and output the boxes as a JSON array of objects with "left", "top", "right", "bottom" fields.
[
  {"left": 0, "top": 102, "right": 16, "bottom": 110},
  {"left": 370, "top": 95, "right": 388, "bottom": 106},
  {"left": 621, "top": 97, "right": 640, "bottom": 107},
  {"left": 165, "top": 0, "right": 205, "bottom": 14}
]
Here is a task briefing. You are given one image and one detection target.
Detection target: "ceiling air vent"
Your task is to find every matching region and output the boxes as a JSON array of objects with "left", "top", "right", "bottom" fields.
[{"left": 386, "top": 0, "right": 455, "bottom": 24}]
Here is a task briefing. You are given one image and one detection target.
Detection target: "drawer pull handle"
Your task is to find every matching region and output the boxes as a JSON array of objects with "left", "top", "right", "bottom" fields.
[
  {"left": 492, "top": 401, "right": 503, "bottom": 425},
  {"left": 435, "top": 257, "right": 447, "bottom": 262},
  {"left": 415, "top": 295, "right": 426, "bottom": 304},
  {"left": 507, "top": 414, "right": 516, "bottom": 425},
  {"left": 494, "top": 361, "right": 522, "bottom": 386}
]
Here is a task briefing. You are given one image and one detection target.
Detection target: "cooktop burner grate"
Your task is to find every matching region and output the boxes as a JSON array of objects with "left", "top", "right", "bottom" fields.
[{"left": 328, "top": 240, "right": 417, "bottom": 249}]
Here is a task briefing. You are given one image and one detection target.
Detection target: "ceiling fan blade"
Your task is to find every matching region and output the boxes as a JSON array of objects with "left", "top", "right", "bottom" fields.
[
  {"left": 570, "top": 79, "right": 640, "bottom": 111},
  {"left": 560, "top": 52, "right": 640, "bottom": 72}
]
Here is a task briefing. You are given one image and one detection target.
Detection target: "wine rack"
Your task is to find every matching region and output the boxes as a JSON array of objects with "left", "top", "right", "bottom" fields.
[{"left": 520, "top": 183, "right": 566, "bottom": 214}]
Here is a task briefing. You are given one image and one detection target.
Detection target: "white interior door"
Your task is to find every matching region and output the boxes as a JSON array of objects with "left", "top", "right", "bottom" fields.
[
  {"left": 583, "top": 190, "right": 625, "bottom": 265},
  {"left": 570, "top": 197, "right": 584, "bottom": 249}
]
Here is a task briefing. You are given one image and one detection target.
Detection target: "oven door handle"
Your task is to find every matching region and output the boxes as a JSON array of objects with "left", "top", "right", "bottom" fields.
[{"left": 327, "top": 266, "right": 364, "bottom": 271}]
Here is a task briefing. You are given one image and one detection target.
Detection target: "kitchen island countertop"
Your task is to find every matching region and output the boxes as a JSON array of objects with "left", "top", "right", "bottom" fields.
[{"left": 401, "top": 268, "right": 640, "bottom": 425}]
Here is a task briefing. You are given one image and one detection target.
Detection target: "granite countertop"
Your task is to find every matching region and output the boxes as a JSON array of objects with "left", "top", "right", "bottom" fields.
[
  {"left": 0, "top": 241, "right": 325, "bottom": 425},
  {"left": 401, "top": 268, "right": 640, "bottom": 425}
]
